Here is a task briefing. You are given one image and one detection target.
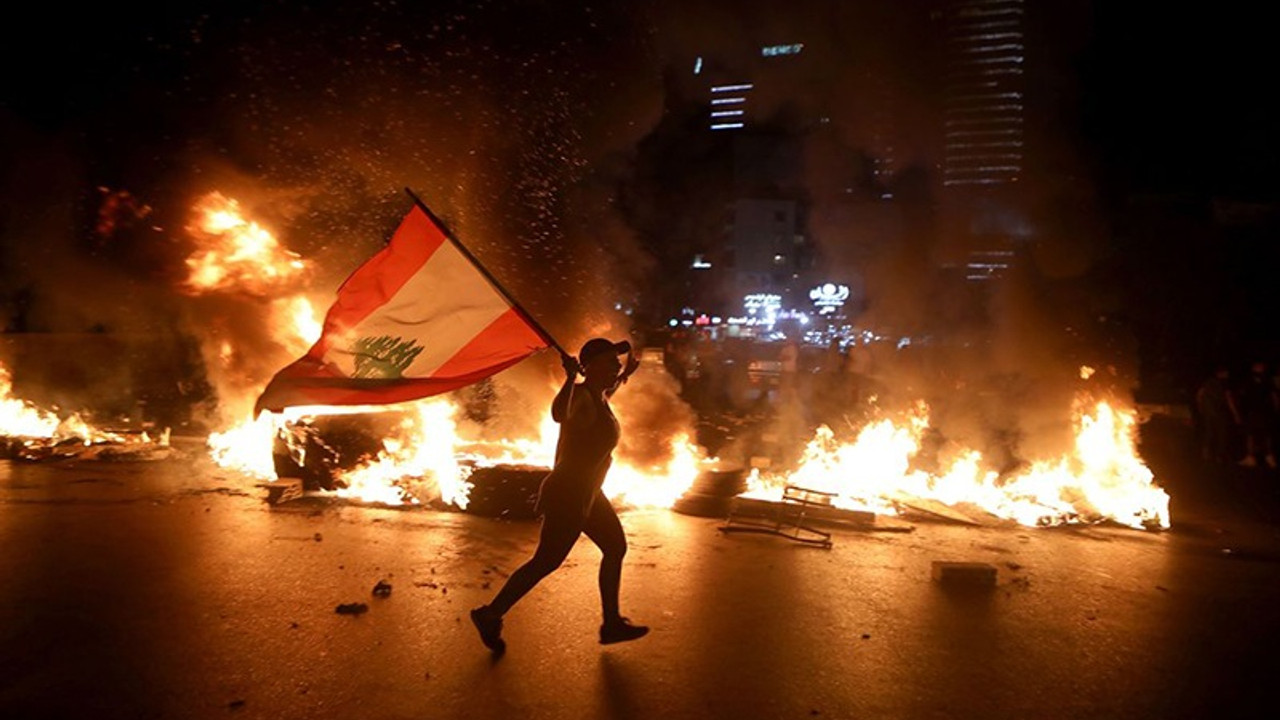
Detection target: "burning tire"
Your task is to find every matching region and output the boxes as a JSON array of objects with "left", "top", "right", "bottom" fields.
[
  {"left": 672, "top": 466, "right": 746, "bottom": 518},
  {"left": 463, "top": 464, "right": 548, "bottom": 520},
  {"left": 671, "top": 492, "right": 734, "bottom": 518},
  {"left": 687, "top": 466, "right": 748, "bottom": 496},
  {"left": 272, "top": 412, "right": 410, "bottom": 491}
]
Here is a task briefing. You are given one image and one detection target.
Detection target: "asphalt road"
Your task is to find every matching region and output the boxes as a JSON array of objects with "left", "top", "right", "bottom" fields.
[{"left": 2, "top": 436, "right": 1278, "bottom": 720}]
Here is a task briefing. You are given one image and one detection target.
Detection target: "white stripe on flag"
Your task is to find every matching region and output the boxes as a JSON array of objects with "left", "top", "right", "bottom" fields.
[{"left": 323, "top": 239, "right": 511, "bottom": 378}]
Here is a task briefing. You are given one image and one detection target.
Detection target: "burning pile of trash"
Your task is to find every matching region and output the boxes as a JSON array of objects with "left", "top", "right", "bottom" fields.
[
  {"left": 2, "top": 189, "right": 1174, "bottom": 535},
  {"left": 180, "top": 191, "right": 1169, "bottom": 531},
  {"left": 0, "top": 361, "right": 173, "bottom": 462}
]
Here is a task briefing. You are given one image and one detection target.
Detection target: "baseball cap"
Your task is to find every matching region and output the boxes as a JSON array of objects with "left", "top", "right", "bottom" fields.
[{"left": 579, "top": 337, "right": 631, "bottom": 366}]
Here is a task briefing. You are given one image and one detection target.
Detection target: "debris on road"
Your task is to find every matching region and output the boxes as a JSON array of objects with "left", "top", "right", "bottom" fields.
[
  {"left": 2, "top": 428, "right": 175, "bottom": 463},
  {"left": 335, "top": 602, "right": 369, "bottom": 615},
  {"left": 372, "top": 580, "right": 393, "bottom": 598},
  {"left": 931, "top": 561, "right": 997, "bottom": 587},
  {"left": 259, "top": 478, "right": 304, "bottom": 505},
  {"left": 463, "top": 463, "right": 547, "bottom": 519}
]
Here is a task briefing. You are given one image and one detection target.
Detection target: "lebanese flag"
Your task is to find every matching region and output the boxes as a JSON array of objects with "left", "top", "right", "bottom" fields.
[{"left": 254, "top": 201, "right": 549, "bottom": 414}]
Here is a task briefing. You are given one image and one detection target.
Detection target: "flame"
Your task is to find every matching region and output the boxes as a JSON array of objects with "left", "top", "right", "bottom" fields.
[
  {"left": 204, "top": 297, "right": 1166, "bottom": 530},
  {"left": 603, "top": 433, "right": 704, "bottom": 509},
  {"left": 1, "top": 361, "right": 161, "bottom": 448},
  {"left": 183, "top": 192, "right": 308, "bottom": 295},
  {"left": 333, "top": 400, "right": 467, "bottom": 507},
  {"left": 209, "top": 395, "right": 704, "bottom": 511},
  {"left": 1, "top": 363, "right": 62, "bottom": 438},
  {"left": 278, "top": 296, "right": 322, "bottom": 353},
  {"left": 745, "top": 395, "right": 1169, "bottom": 530},
  {"left": 187, "top": 196, "right": 1166, "bottom": 531},
  {"left": 1001, "top": 400, "right": 1169, "bottom": 528},
  {"left": 207, "top": 411, "right": 282, "bottom": 477}
]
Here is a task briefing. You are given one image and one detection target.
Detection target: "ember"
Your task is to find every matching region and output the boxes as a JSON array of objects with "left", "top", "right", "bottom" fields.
[
  {"left": 183, "top": 192, "right": 308, "bottom": 296},
  {"left": 183, "top": 193, "right": 1168, "bottom": 532}
]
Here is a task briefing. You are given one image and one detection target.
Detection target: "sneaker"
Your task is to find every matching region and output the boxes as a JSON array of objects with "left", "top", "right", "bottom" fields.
[
  {"left": 599, "top": 617, "right": 649, "bottom": 645},
  {"left": 470, "top": 606, "right": 506, "bottom": 654}
]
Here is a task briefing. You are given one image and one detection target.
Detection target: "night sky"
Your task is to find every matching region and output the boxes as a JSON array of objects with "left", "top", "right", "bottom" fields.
[{"left": 2, "top": 0, "right": 1278, "bottom": 395}]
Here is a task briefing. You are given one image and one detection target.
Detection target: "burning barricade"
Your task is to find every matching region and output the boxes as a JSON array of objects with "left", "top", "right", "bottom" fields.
[
  {"left": 174, "top": 190, "right": 1169, "bottom": 534},
  {"left": 729, "top": 390, "right": 1170, "bottom": 532},
  {"left": 0, "top": 361, "right": 173, "bottom": 462}
]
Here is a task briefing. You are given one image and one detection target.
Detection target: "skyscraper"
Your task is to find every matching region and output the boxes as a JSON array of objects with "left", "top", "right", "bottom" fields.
[
  {"left": 664, "top": 39, "right": 819, "bottom": 318},
  {"left": 941, "top": 0, "right": 1026, "bottom": 189},
  {"left": 934, "top": 0, "right": 1030, "bottom": 281}
]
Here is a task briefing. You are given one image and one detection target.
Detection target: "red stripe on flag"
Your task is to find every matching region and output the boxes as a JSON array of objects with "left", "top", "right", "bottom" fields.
[
  {"left": 254, "top": 355, "right": 536, "bottom": 411},
  {"left": 430, "top": 307, "right": 548, "bottom": 378},
  {"left": 253, "top": 199, "right": 556, "bottom": 415},
  {"left": 309, "top": 205, "right": 446, "bottom": 358},
  {"left": 254, "top": 309, "right": 547, "bottom": 413}
]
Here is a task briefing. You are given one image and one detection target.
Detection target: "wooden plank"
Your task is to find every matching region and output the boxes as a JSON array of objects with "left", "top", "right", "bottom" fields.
[{"left": 259, "top": 478, "right": 304, "bottom": 505}]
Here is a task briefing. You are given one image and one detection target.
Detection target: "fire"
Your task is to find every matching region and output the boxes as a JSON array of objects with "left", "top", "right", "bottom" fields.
[
  {"left": 187, "top": 194, "right": 1167, "bottom": 531},
  {"left": 1, "top": 363, "right": 61, "bottom": 439},
  {"left": 183, "top": 192, "right": 308, "bottom": 295},
  {"left": 603, "top": 433, "right": 705, "bottom": 509},
  {"left": 208, "top": 411, "right": 282, "bottom": 478},
  {"left": 331, "top": 400, "right": 468, "bottom": 507},
  {"left": 1000, "top": 400, "right": 1169, "bottom": 528},
  {"left": 208, "top": 394, "right": 705, "bottom": 510},
  {"left": 278, "top": 296, "right": 323, "bottom": 354},
  {"left": 205, "top": 348, "right": 1166, "bottom": 529},
  {"left": 1, "top": 361, "right": 165, "bottom": 451},
  {"left": 744, "top": 394, "right": 1170, "bottom": 530}
]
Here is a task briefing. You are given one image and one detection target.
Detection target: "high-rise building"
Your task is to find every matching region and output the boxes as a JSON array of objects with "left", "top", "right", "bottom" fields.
[
  {"left": 933, "top": 0, "right": 1031, "bottom": 281},
  {"left": 692, "top": 42, "right": 807, "bottom": 135},
  {"left": 940, "top": 0, "right": 1027, "bottom": 189},
  {"left": 664, "top": 40, "right": 820, "bottom": 318}
]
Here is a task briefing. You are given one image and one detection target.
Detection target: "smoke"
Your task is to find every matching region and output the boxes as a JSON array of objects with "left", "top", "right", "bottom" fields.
[
  {"left": 2, "top": 2, "right": 686, "bottom": 435},
  {"left": 613, "top": 358, "right": 698, "bottom": 468},
  {"left": 3, "top": 0, "right": 1127, "bottom": 474}
]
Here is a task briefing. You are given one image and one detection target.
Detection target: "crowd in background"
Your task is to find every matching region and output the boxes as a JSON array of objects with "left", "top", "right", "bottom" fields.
[
  {"left": 1193, "top": 360, "right": 1280, "bottom": 469},
  {"left": 660, "top": 333, "right": 882, "bottom": 423}
]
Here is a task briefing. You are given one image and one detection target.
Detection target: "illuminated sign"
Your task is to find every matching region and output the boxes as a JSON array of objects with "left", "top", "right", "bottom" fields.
[
  {"left": 762, "top": 43, "right": 804, "bottom": 57},
  {"left": 809, "top": 283, "right": 850, "bottom": 315},
  {"left": 743, "top": 293, "right": 782, "bottom": 315}
]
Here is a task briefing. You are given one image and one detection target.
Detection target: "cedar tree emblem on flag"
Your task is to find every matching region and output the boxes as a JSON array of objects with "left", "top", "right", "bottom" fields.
[{"left": 254, "top": 191, "right": 554, "bottom": 414}]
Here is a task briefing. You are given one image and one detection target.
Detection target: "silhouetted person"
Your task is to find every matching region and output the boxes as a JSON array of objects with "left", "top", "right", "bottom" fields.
[
  {"left": 775, "top": 338, "right": 799, "bottom": 409},
  {"left": 1195, "top": 366, "right": 1234, "bottom": 464},
  {"left": 1233, "top": 361, "right": 1278, "bottom": 469},
  {"left": 470, "top": 338, "right": 649, "bottom": 653}
]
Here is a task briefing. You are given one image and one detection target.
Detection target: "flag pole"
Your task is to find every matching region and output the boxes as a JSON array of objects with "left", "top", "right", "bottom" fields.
[{"left": 403, "top": 187, "right": 573, "bottom": 361}]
